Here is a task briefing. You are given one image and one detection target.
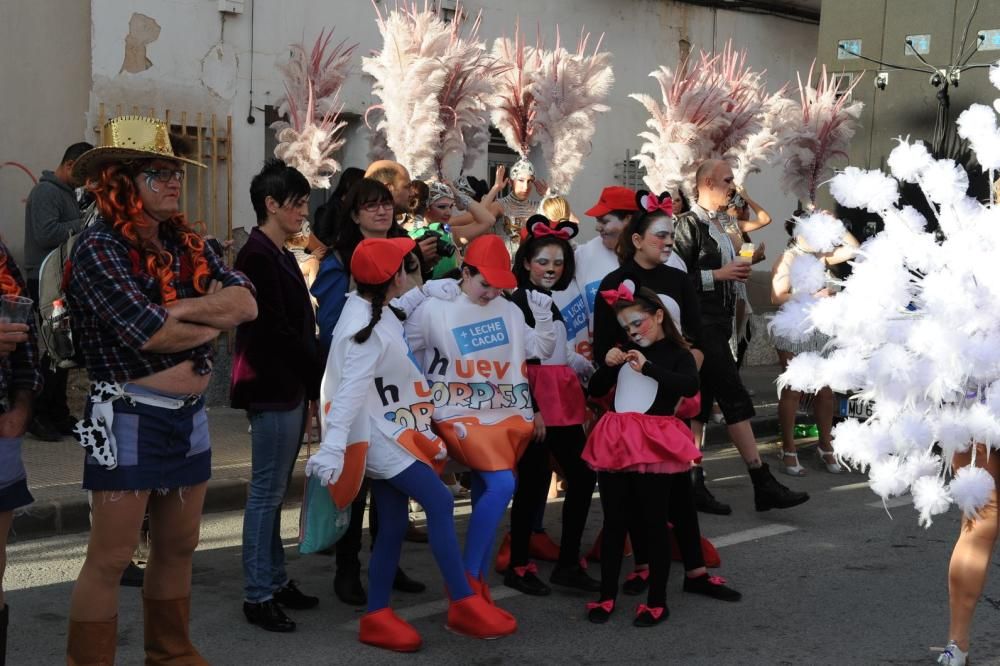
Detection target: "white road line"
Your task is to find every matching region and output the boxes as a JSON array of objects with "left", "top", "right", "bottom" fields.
[
  {"left": 711, "top": 523, "right": 798, "bottom": 548},
  {"left": 709, "top": 475, "right": 745, "bottom": 483},
  {"left": 829, "top": 481, "right": 871, "bottom": 492},
  {"left": 337, "top": 522, "right": 797, "bottom": 630}
]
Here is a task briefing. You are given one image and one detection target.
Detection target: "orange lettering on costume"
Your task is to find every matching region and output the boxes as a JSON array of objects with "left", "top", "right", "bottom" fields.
[
  {"left": 456, "top": 360, "right": 475, "bottom": 378},
  {"left": 520, "top": 361, "right": 528, "bottom": 377},
  {"left": 494, "top": 361, "right": 510, "bottom": 379},
  {"left": 414, "top": 382, "right": 431, "bottom": 399},
  {"left": 450, "top": 383, "right": 473, "bottom": 407},
  {"left": 411, "top": 401, "right": 434, "bottom": 433},
  {"left": 476, "top": 360, "right": 493, "bottom": 378}
]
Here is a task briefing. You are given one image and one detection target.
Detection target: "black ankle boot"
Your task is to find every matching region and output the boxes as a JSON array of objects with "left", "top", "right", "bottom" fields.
[
  {"left": 691, "top": 467, "right": 732, "bottom": 515},
  {"left": 749, "top": 463, "right": 810, "bottom": 511}
]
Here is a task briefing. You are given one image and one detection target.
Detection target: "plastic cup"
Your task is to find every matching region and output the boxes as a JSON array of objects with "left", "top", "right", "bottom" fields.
[
  {"left": 0, "top": 295, "right": 34, "bottom": 324},
  {"left": 737, "top": 243, "right": 755, "bottom": 264}
]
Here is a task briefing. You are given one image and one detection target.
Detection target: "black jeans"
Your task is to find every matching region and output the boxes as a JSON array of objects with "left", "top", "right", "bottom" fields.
[
  {"left": 697, "top": 321, "right": 756, "bottom": 424},
  {"left": 597, "top": 471, "right": 671, "bottom": 608},
  {"left": 627, "top": 470, "right": 706, "bottom": 572},
  {"left": 510, "top": 425, "right": 596, "bottom": 568}
]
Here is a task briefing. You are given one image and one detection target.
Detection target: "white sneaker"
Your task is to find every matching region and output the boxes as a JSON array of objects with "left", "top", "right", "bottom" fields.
[{"left": 937, "top": 641, "right": 967, "bottom": 666}]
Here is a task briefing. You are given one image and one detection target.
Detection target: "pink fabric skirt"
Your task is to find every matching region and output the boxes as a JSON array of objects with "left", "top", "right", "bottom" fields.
[
  {"left": 582, "top": 412, "right": 702, "bottom": 474},
  {"left": 526, "top": 364, "right": 586, "bottom": 426}
]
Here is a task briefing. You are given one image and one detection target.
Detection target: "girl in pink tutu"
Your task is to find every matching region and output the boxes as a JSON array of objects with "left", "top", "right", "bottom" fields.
[{"left": 582, "top": 280, "right": 702, "bottom": 627}]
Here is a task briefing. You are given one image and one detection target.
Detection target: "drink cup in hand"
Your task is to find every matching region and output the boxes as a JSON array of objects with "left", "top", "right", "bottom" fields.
[
  {"left": 737, "top": 243, "right": 755, "bottom": 264},
  {"left": 0, "top": 295, "right": 33, "bottom": 324}
]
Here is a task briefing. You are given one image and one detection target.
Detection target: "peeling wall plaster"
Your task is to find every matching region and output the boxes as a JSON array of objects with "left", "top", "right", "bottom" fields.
[{"left": 120, "top": 13, "right": 160, "bottom": 74}]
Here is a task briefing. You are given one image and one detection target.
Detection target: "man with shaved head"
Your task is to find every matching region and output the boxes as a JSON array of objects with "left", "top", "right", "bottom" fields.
[
  {"left": 673, "top": 159, "right": 809, "bottom": 514},
  {"left": 364, "top": 160, "right": 412, "bottom": 212}
]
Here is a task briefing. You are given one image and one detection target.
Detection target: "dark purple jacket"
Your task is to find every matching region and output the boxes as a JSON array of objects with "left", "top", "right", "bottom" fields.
[{"left": 231, "top": 228, "right": 321, "bottom": 411}]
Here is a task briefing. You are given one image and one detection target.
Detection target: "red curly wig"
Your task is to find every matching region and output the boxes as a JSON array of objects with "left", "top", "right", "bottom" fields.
[
  {"left": 0, "top": 249, "right": 21, "bottom": 297},
  {"left": 89, "top": 162, "right": 211, "bottom": 303}
]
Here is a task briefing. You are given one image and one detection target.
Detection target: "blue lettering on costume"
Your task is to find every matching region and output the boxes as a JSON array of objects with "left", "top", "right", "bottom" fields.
[
  {"left": 560, "top": 295, "right": 589, "bottom": 339},
  {"left": 452, "top": 317, "right": 510, "bottom": 356}
]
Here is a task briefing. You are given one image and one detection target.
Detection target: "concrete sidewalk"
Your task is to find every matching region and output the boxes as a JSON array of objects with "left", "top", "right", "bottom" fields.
[{"left": 14, "top": 364, "right": 790, "bottom": 540}]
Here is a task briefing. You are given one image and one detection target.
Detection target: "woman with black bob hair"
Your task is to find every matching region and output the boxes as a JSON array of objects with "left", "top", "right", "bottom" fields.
[
  {"left": 502, "top": 217, "right": 598, "bottom": 596},
  {"left": 233, "top": 158, "right": 321, "bottom": 632}
]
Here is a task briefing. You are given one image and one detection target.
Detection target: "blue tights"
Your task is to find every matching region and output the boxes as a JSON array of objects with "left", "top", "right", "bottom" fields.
[
  {"left": 368, "top": 462, "right": 473, "bottom": 612},
  {"left": 466, "top": 470, "right": 516, "bottom": 577}
]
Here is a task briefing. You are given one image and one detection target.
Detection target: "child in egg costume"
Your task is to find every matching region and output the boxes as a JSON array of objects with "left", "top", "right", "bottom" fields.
[
  {"left": 306, "top": 238, "right": 516, "bottom": 652},
  {"left": 405, "top": 234, "right": 557, "bottom": 611}
]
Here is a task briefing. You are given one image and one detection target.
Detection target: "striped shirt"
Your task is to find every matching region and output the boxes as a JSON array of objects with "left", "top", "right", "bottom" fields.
[{"left": 0, "top": 240, "right": 43, "bottom": 409}]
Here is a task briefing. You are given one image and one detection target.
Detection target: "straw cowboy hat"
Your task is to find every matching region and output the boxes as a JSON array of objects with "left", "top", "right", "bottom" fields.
[{"left": 73, "top": 115, "right": 206, "bottom": 180}]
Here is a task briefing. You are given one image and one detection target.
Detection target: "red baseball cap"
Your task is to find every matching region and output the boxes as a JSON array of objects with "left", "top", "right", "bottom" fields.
[
  {"left": 350, "top": 237, "right": 416, "bottom": 284},
  {"left": 462, "top": 235, "right": 516, "bottom": 290},
  {"left": 585, "top": 186, "right": 638, "bottom": 218}
]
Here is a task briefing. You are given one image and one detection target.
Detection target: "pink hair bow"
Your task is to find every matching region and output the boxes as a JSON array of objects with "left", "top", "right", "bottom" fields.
[
  {"left": 639, "top": 193, "right": 673, "bottom": 216},
  {"left": 586, "top": 599, "right": 615, "bottom": 613},
  {"left": 513, "top": 563, "right": 539, "bottom": 577},
  {"left": 636, "top": 604, "right": 665, "bottom": 620},
  {"left": 600, "top": 284, "right": 634, "bottom": 306},
  {"left": 533, "top": 224, "right": 572, "bottom": 240}
]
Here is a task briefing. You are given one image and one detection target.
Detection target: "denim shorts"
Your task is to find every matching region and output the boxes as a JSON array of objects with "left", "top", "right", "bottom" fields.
[
  {"left": 82, "top": 385, "right": 211, "bottom": 491},
  {"left": 0, "top": 437, "right": 32, "bottom": 512}
]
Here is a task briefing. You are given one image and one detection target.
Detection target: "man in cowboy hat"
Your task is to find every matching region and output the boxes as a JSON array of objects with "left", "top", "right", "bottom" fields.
[{"left": 64, "top": 116, "right": 257, "bottom": 665}]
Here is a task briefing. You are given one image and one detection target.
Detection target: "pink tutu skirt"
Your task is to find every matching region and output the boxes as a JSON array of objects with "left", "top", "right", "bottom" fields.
[
  {"left": 526, "top": 364, "right": 586, "bottom": 426},
  {"left": 582, "top": 412, "right": 702, "bottom": 474}
]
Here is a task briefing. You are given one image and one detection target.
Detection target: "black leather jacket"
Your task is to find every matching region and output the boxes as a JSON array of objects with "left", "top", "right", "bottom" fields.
[{"left": 672, "top": 210, "right": 737, "bottom": 326}]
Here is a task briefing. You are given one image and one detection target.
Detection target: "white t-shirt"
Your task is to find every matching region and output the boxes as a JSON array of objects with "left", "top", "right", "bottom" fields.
[{"left": 573, "top": 237, "right": 621, "bottom": 333}]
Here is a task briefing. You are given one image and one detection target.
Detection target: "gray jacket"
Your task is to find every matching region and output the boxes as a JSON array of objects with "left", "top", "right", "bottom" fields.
[{"left": 23, "top": 170, "right": 84, "bottom": 281}]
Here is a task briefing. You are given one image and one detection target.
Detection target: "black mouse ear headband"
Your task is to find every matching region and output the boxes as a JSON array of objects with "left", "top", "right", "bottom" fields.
[
  {"left": 635, "top": 190, "right": 674, "bottom": 216},
  {"left": 525, "top": 214, "right": 577, "bottom": 241}
]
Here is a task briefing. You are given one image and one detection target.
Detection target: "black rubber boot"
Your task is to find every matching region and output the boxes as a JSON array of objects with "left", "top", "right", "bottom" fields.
[
  {"left": 691, "top": 467, "right": 732, "bottom": 515},
  {"left": 749, "top": 463, "right": 810, "bottom": 511}
]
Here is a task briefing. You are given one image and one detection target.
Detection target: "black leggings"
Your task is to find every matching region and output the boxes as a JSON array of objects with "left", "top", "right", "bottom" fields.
[
  {"left": 510, "top": 425, "right": 596, "bottom": 568},
  {"left": 627, "top": 470, "right": 705, "bottom": 572},
  {"left": 597, "top": 471, "right": 671, "bottom": 608}
]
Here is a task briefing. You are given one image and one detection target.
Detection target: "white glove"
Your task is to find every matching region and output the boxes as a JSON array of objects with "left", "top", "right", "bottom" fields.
[
  {"left": 526, "top": 290, "right": 554, "bottom": 322},
  {"left": 423, "top": 278, "right": 461, "bottom": 302},
  {"left": 305, "top": 448, "right": 344, "bottom": 487}
]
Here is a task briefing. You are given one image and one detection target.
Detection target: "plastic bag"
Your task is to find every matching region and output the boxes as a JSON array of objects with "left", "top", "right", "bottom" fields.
[{"left": 298, "top": 474, "right": 351, "bottom": 554}]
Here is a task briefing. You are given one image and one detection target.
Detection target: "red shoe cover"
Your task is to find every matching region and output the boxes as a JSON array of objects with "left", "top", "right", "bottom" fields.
[
  {"left": 359, "top": 608, "right": 422, "bottom": 652},
  {"left": 529, "top": 532, "right": 561, "bottom": 561},
  {"left": 669, "top": 532, "right": 721, "bottom": 568},
  {"left": 467, "top": 573, "right": 515, "bottom": 622},
  {"left": 495, "top": 533, "right": 511, "bottom": 573},
  {"left": 448, "top": 594, "right": 517, "bottom": 638}
]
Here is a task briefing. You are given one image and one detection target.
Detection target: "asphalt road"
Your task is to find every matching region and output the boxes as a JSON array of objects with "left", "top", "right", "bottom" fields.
[{"left": 7, "top": 440, "right": 999, "bottom": 665}]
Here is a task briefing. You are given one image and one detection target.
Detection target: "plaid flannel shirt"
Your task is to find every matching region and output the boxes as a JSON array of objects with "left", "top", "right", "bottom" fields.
[
  {"left": 0, "top": 240, "right": 43, "bottom": 409},
  {"left": 67, "top": 219, "right": 253, "bottom": 383}
]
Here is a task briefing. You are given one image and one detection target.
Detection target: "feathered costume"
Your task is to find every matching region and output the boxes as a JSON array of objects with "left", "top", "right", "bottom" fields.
[
  {"left": 272, "top": 30, "right": 356, "bottom": 189},
  {"left": 772, "top": 61, "right": 1000, "bottom": 528}
]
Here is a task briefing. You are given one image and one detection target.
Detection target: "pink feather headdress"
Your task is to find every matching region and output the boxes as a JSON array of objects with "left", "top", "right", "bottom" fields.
[
  {"left": 489, "top": 23, "right": 543, "bottom": 161},
  {"left": 533, "top": 28, "right": 614, "bottom": 194},
  {"left": 271, "top": 30, "right": 356, "bottom": 189},
  {"left": 630, "top": 42, "right": 786, "bottom": 196},
  {"left": 778, "top": 62, "right": 863, "bottom": 205},
  {"left": 363, "top": 1, "right": 500, "bottom": 180}
]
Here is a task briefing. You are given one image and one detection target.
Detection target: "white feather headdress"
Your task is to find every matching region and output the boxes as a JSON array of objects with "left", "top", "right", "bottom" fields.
[
  {"left": 532, "top": 29, "right": 614, "bottom": 194},
  {"left": 777, "top": 59, "right": 1000, "bottom": 525},
  {"left": 271, "top": 30, "right": 356, "bottom": 189}
]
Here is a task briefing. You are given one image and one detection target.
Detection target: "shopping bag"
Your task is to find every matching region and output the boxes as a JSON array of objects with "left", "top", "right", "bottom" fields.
[{"left": 298, "top": 473, "right": 351, "bottom": 554}]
